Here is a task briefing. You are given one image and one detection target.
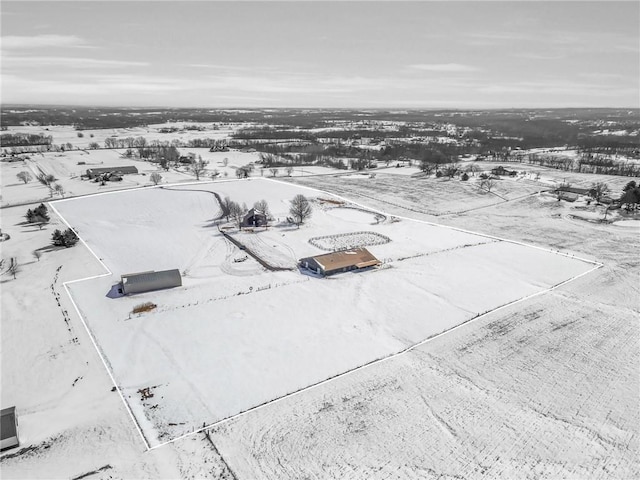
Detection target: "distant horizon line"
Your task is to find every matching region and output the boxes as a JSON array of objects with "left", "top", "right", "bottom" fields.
[{"left": 2, "top": 103, "right": 638, "bottom": 112}]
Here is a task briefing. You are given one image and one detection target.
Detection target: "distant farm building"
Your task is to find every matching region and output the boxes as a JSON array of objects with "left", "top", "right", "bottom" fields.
[
  {"left": 86, "top": 166, "right": 138, "bottom": 178},
  {"left": 120, "top": 269, "right": 182, "bottom": 295},
  {"left": 1, "top": 407, "right": 19, "bottom": 451},
  {"left": 556, "top": 186, "right": 590, "bottom": 196},
  {"left": 242, "top": 208, "right": 268, "bottom": 228},
  {"left": 300, "top": 248, "right": 381, "bottom": 276},
  {"left": 491, "top": 166, "right": 517, "bottom": 176},
  {"left": 179, "top": 152, "right": 197, "bottom": 163}
]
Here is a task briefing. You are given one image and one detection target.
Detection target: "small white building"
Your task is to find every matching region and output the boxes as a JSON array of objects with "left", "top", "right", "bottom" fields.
[{"left": 1, "top": 407, "right": 19, "bottom": 451}]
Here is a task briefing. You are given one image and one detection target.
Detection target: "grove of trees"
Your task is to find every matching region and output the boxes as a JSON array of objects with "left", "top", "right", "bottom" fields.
[
  {"left": 25, "top": 203, "right": 50, "bottom": 229},
  {"left": 51, "top": 228, "right": 79, "bottom": 248}
]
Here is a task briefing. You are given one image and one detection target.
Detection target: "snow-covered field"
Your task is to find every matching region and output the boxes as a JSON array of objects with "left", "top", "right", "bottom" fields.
[
  {"left": 0, "top": 147, "right": 345, "bottom": 208},
  {"left": 3, "top": 123, "right": 234, "bottom": 150},
  {"left": 1, "top": 152, "right": 638, "bottom": 479},
  {"left": 47, "top": 179, "right": 597, "bottom": 447}
]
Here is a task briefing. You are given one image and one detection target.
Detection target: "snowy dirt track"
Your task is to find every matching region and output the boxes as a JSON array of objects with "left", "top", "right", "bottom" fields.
[{"left": 51, "top": 179, "right": 599, "bottom": 448}]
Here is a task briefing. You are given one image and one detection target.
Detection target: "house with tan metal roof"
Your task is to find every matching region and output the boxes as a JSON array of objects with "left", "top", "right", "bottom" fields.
[{"left": 299, "top": 248, "right": 381, "bottom": 276}]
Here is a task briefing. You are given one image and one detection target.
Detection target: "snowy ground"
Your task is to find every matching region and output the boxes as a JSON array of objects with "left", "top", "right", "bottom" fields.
[
  {"left": 3, "top": 123, "right": 234, "bottom": 150},
  {"left": 1, "top": 155, "right": 638, "bottom": 479},
  {"left": 0, "top": 147, "right": 345, "bottom": 209},
  {"left": 1, "top": 149, "right": 192, "bottom": 208},
  {"left": 46, "top": 179, "right": 597, "bottom": 448}
]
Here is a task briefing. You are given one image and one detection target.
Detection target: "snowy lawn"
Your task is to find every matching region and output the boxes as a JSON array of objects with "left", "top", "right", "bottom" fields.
[{"left": 53, "top": 178, "right": 598, "bottom": 446}]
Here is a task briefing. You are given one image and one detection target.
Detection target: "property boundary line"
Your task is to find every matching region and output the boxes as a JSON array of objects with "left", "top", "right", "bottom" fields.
[
  {"left": 48, "top": 177, "right": 603, "bottom": 452},
  {"left": 48, "top": 201, "right": 153, "bottom": 451}
]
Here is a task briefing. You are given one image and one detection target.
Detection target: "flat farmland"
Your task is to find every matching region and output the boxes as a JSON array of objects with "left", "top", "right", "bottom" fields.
[
  {"left": 52, "top": 179, "right": 597, "bottom": 447},
  {"left": 291, "top": 172, "right": 546, "bottom": 217},
  {"left": 201, "top": 172, "right": 638, "bottom": 479}
]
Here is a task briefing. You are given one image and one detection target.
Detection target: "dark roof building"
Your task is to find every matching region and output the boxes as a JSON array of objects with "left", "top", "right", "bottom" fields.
[
  {"left": 86, "top": 166, "right": 138, "bottom": 178},
  {"left": 300, "top": 248, "right": 381, "bottom": 276},
  {"left": 121, "top": 269, "right": 182, "bottom": 295},
  {"left": 1, "top": 407, "right": 19, "bottom": 451},
  {"left": 242, "top": 208, "right": 268, "bottom": 228}
]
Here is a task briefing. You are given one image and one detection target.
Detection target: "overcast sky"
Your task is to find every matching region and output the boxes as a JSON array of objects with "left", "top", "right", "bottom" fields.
[{"left": 2, "top": 1, "right": 638, "bottom": 109}]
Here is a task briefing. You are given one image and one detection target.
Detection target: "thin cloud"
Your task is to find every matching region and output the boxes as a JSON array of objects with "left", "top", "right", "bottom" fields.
[
  {"left": 477, "top": 80, "right": 636, "bottom": 98},
  {"left": 510, "top": 52, "right": 565, "bottom": 61},
  {"left": 2, "top": 34, "right": 88, "bottom": 49},
  {"left": 3, "top": 56, "right": 149, "bottom": 68},
  {"left": 408, "top": 63, "right": 479, "bottom": 73},
  {"left": 464, "top": 31, "right": 531, "bottom": 46}
]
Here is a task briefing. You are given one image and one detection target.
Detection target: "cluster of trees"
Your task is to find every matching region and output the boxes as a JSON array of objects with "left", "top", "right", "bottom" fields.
[
  {"left": 576, "top": 136, "right": 640, "bottom": 158},
  {"left": 32, "top": 172, "right": 65, "bottom": 197},
  {"left": 500, "top": 152, "right": 640, "bottom": 178},
  {"left": 104, "top": 136, "right": 148, "bottom": 150},
  {"left": 576, "top": 153, "right": 639, "bottom": 176},
  {"left": 232, "top": 127, "right": 316, "bottom": 141},
  {"left": 219, "top": 194, "right": 312, "bottom": 229},
  {"left": 3, "top": 143, "right": 72, "bottom": 155},
  {"left": 220, "top": 197, "right": 271, "bottom": 229},
  {"left": 25, "top": 203, "right": 50, "bottom": 229},
  {"left": 51, "top": 228, "right": 79, "bottom": 248},
  {"left": 620, "top": 181, "right": 640, "bottom": 211},
  {"left": 0, "top": 133, "right": 53, "bottom": 147}
]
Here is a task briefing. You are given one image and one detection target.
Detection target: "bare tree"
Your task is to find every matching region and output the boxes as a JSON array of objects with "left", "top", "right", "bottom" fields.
[
  {"left": 465, "top": 164, "right": 479, "bottom": 176},
  {"left": 443, "top": 163, "right": 460, "bottom": 178},
  {"left": 210, "top": 169, "right": 220, "bottom": 181},
  {"left": 5, "top": 257, "right": 19, "bottom": 280},
  {"left": 53, "top": 183, "right": 65, "bottom": 197},
  {"left": 289, "top": 194, "right": 312, "bottom": 227},
  {"left": 223, "top": 158, "right": 229, "bottom": 167},
  {"left": 419, "top": 160, "right": 435, "bottom": 175},
  {"left": 36, "top": 173, "right": 56, "bottom": 186},
  {"left": 286, "top": 166, "right": 294, "bottom": 177},
  {"left": 33, "top": 250, "right": 42, "bottom": 262},
  {"left": 589, "top": 182, "right": 609, "bottom": 204},
  {"left": 150, "top": 172, "right": 162, "bottom": 185},
  {"left": 480, "top": 178, "right": 497, "bottom": 192},
  {"left": 17, "top": 171, "right": 33, "bottom": 184},
  {"left": 221, "top": 196, "right": 233, "bottom": 221},
  {"left": 228, "top": 201, "right": 246, "bottom": 229},
  {"left": 253, "top": 199, "right": 271, "bottom": 219},
  {"left": 270, "top": 168, "right": 279, "bottom": 177},
  {"left": 190, "top": 157, "right": 209, "bottom": 180}
]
